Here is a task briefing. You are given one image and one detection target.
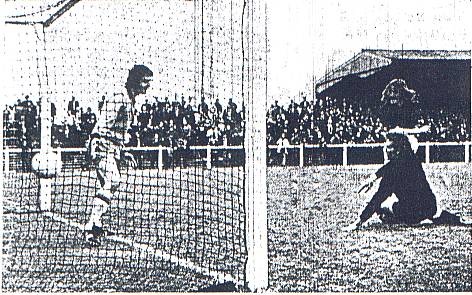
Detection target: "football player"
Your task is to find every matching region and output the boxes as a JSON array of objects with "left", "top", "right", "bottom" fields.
[
  {"left": 346, "top": 134, "right": 437, "bottom": 229},
  {"left": 84, "top": 64, "right": 153, "bottom": 246},
  {"left": 345, "top": 79, "right": 464, "bottom": 230}
]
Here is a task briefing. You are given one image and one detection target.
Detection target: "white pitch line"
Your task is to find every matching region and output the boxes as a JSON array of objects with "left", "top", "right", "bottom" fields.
[{"left": 43, "top": 212, "right": 238, "bottom": 285}]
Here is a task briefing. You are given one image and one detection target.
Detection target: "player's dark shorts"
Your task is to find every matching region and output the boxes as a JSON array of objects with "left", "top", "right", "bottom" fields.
[{"left": 379, "top": 197, "right": 437, "bottom": 225}]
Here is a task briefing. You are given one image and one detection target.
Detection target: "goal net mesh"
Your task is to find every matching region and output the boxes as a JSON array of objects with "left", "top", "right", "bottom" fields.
[{"left": 2, "top": 0, "right": 257, "bottom": 291}]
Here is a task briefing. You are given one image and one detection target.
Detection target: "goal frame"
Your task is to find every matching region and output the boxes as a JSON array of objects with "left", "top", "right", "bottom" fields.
[{"left": 4, "top": 0, "right": 269, "bottom": 291}]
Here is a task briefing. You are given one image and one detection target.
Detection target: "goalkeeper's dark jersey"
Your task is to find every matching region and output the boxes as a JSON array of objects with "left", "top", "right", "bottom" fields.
[{"left": 359, "top": 153, "right": 437, "bottom": 224}]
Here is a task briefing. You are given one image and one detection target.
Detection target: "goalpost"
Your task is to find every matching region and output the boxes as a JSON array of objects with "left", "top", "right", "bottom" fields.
[
  {"left": 243, "top": 0, "right": 268, "bottom": 290},
  {"left": 36, "top": 23, "right": 53, "bottom": 212},
  {"left": 3, "top": 0, "right": 268, "bottom": 291}
]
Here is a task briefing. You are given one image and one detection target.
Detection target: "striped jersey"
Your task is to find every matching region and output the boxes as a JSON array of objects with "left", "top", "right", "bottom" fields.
[{"left": 92, "top": 92, "right": 135, "bottom": 146}]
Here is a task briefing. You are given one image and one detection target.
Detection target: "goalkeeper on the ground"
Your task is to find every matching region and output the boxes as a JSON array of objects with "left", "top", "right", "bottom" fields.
[
  {"left": 84, "top": 64, "right": 153, "bottom": 246},
  {"left": 346, "top": 133, "right": 465, "bottom": 229},
  {"left": 345, "top": 79, "right": 465, "bottom": 230}
]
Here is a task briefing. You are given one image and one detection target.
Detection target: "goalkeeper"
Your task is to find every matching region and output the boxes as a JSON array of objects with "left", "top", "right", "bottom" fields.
[
  {"left": 84, "top": 64, "right": 153, "bottom": 246},
  {"left": 347, "top": 134, "right": 437, "bottom": 228},
  {"left": 345, "top": 79, "right": 464, "bottom": 230},
  {"left": 347, "top": 134, "right": 465, "bottom": 229}
]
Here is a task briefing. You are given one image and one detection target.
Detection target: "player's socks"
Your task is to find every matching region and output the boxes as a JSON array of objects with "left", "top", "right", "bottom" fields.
[
  {"left": 84, "top": 197, "right": 110, "bottom": 246},
  {"left": 85, "top": 198, "right": 109, "bottom": 230}
]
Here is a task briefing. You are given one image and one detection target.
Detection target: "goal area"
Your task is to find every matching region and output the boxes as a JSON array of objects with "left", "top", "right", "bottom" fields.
[{"left": 2, "top": 0, "right": 267, "bottom": 292}]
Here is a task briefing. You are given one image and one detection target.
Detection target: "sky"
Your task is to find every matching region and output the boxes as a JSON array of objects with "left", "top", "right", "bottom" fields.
[
  {"left": 1, "top": 0, "right": 470, "bottom": 110},
  {"left": 266, "top": 0, "right": 471, "bottom": 105}
]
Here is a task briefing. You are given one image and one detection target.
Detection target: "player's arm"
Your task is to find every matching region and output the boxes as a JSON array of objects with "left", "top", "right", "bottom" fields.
[
  {"left": 344, "top": 179, "right": 379, "bottom": 231},
  {"left": 121, "top": 130, "right": 137, "bottom": 168},
  {"left": 344, "top": 162, "right": 391, "bottom": 231},
  {"left": 357, "top": 174, "right": 379, "bottom": 194},
  {"left": 388, "top": 125, "right": 429, "bottom": 135},
  {"left": 344, "top": 178, "right": 392, "bottom": 231},
  {"left": 120, "top": 97, "right": 138, "bottom": 168},
  {"left": 122, "top": 150, "right": 137, "bottom": 168},
  {"left": 357, "top": 158, "right": 392, "bottom": 194},
  {"left": 357, "top": 178, "right": 391, "bottom": 224}
]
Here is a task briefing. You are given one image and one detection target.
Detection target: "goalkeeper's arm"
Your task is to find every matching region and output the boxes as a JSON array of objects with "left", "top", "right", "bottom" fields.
[
  {"left": 344, "top": 163, "right": 390, "bottom": 231},
  {"left": 388, "top": 124, "right": 429, "bottom": 135},
  {"left": 122, "top": 151, "right": 137, "bottom": 168},
  {"left": 357, "top": 174, "right": 379, "bottom": 194}
]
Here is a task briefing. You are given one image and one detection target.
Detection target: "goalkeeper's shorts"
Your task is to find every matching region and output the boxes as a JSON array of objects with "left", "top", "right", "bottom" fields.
[{"left": 89, "top": 137, "right": 121, "bottom": 192}]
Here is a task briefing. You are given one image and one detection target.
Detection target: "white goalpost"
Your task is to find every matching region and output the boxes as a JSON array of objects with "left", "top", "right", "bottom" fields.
[
  {"left": 244, "top": 63, "right": 269, "bottom": 289},
  {"left": 243, "top": 0, "right": 268, "bottom": 290},
  {"left": 36, "top": 23, "right": 53, "bottom": 212}
]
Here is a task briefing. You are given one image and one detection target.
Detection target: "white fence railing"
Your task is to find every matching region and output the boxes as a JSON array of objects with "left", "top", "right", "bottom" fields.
[
  {"left": 267, "top": 141, "right": 472, "bottom": 167},
  {"left": 2, "top": 145, "right": 244, "bottom": 172},
  {"left": 2, "top": 141, "right": 471, "bottom": 172}
]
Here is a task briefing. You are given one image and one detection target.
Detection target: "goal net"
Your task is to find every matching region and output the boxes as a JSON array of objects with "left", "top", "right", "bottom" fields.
[{"left": 2, "top": 0, "right": 267, "bottom": 291}]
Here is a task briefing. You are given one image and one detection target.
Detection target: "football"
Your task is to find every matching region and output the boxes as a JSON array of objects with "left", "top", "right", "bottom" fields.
[{"left": 31, "top": 152, "right": 62, "bottom": 178}]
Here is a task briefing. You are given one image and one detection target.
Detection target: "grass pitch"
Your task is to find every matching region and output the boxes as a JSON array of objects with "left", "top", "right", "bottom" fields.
[
  {"left": 267, "top": 163, "right": 472, "bottom": 292},
  {"left": 3, "top": 163, "right": 471, "bottom": 292},
  {"left": 2, "top": 166, "right": 245, "bottom": 292}
]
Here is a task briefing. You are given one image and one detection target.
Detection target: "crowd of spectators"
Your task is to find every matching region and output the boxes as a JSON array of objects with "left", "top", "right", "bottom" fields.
[
  {"left": 267, "top": 96, "right": 470, "bottom": 146},
  {"left": 3, "top": 94, "right": 245, "bottom": 149},
  {"left": 3, "top": 96, "right": 40, "bottom": 149},
  {"left": 51, "top": 96, "right": 98, "bottom": 147},
  {"left": 267, "top": 96, "right": 387, "bottom": 146},
  {"left": 126, "top": 96, "right": 244, "bottom": 149},
  {"left": 3, "top": 94, "right": 470, "bottom": 151},
  {"left": 424, "top": 110, "right": 469, "bottom": 142}
]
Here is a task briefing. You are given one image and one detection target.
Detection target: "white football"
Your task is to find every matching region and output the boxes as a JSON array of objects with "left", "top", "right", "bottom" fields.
[{"left": 31, "top": 152, "right": 62, "bottom": 178}]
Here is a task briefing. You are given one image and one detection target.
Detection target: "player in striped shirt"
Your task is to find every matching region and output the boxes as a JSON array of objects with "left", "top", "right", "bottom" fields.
[{"left": 84, "top": 64, "right": 153, "bottom": 246}]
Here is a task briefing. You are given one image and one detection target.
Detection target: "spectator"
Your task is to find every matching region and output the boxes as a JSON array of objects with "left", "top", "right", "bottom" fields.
[
  {"left": 68, "top": 96, "right": 80, "bottom": 116},
  {"left": 199, "top": 97, "right": 209, "bottom": 118},
  {"left": 276, "top": 132, "right": 290, "bottom": 166},
  {"left": 214, "top": 98, "right": 222, "bottom": 116}
]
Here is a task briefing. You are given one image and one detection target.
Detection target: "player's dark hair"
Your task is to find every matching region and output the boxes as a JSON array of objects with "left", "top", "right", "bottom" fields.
[
  {"left": 381, "top": 79, "right": 417, "bottom": 105},
  {"left": 125, "top": 64, "right": 153, "bottom": 91}
]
